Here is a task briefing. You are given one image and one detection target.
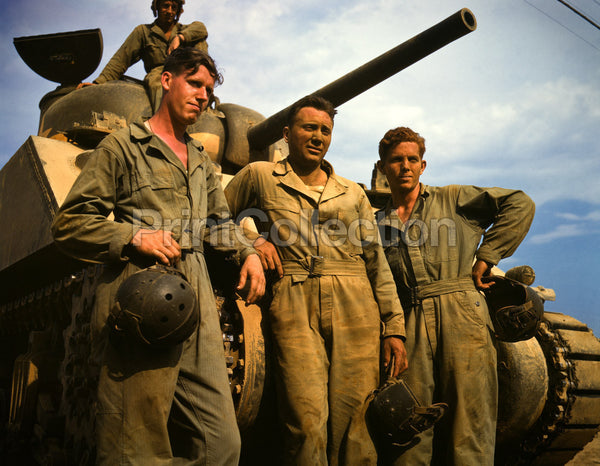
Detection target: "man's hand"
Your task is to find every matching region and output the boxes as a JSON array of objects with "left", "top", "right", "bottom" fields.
[
  {"left": 472, "top": 259, "right": 494, "bottom": 290},
  {"left": 237, "top": 254, "right": 266, "bottom": 304},
  {"left": 253, "top": 237, "right": 283, "bottom": 278},
  {"left": 383, "top": 336, "right": 408, "bottom": 378},
  {"left": 167, "top": 34, "right": 184, "bottom": 54},
  {"left": 131, "top": 229, "right": 181, "bottom": 265}
]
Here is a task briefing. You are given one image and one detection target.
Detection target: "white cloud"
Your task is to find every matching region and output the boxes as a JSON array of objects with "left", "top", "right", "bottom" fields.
[
  {"left": 557, "top": 211, "right": 600, "bottom": 222},
  {"left": 529, "top": 223, "right": 598, "bottom": 244}
]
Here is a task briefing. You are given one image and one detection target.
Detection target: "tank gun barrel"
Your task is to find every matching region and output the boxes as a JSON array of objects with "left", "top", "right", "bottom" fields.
[{"left": 247, "top": 8, "right": 476, "bottom": 150}]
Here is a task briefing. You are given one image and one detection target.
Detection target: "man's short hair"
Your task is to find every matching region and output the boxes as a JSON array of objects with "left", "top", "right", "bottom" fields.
[
  {"left": 163, "top": 47, "right": 223, "bottom": 86},
  {"left": 378, "top": 127, "right": 426, "bottom": 161},
  {"left": 286, "top": 95, "right": 337, "bottom": 127}
]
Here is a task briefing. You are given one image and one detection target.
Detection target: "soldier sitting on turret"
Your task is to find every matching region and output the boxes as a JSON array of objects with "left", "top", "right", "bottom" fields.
[{"left": 79, "top": 0, "right": 208, "bottom": 112}]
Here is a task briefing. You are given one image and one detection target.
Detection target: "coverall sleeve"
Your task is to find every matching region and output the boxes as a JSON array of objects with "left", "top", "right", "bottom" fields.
[
  {"left": 457, "top": 186, "right": 535, "bottom": 266},
  {"left": 178, "top": 21, "right": 208, "bottom": 45},
  {"left": 223, "top": 165, "right": 262, "bottom": 244},
  {"left": 203, "top": 161, "right": 257, "bottom": 264},
  {"left": 95, "top": 26, "right": 145, "bottom": 84},
  {"left": 51, "top": 145, "right": 135, "bottom": 264},
  {"left": 357, "top": 191, "right": 406, "bottom": 338}
]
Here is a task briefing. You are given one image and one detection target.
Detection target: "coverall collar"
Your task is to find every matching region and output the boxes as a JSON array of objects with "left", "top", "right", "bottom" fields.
[
  {"left": 149, "top": 19, "right": 178, "bottom": 42},
  {"left": 273, "top": 157, "right": 348, "bottom": 203},
  {"left": 131, "top": 119, "right": 206, "bottom": 176},
  {"left": 379, "top": 183, "right": 430, "bottom": 227}
]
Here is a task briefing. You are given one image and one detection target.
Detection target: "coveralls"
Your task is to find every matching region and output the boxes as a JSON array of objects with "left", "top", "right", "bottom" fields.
[
  {"left": 94, "top": 20, "right": 208, "bottom": 111},
  {"left": 52, "top": 120, "right": 253, "bottom": 465},
  {"left": 224, "top": 159, "right": 406, "bottom": 465},
  {"left": 377, "top": 184, "right": 535, "bottom": 465}
]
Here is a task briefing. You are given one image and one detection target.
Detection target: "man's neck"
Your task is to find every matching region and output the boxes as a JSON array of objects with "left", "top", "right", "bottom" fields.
[
  {"left": 148, "top": 112, "right": 188, "bottom": 167},
  {"left": 157, "top": 20, "right": 176, "bottom": 36},
  {"left": 391, "top": 183, "right": 421, "bottom": 222},
  {"left": 289, "top": 160, "right": 328, "bottom": 187}
]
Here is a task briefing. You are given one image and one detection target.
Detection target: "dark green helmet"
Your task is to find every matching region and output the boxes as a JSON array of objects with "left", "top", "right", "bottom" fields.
[
  {"left": 112, "top": 265, "right": 199, "bottom": 347},
  {"left": 483, "top": 275, "right": 544, "bottom": 342}
]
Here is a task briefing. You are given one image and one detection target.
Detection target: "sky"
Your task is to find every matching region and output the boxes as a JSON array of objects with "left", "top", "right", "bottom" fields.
[{"left": 1, "top": 0, "right": 599, "bottom": 331}]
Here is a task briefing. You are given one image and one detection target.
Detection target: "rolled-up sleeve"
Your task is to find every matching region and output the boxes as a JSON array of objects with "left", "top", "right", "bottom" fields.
[{"left": 457, "top": 186, "right": 535, "bottom": 265}]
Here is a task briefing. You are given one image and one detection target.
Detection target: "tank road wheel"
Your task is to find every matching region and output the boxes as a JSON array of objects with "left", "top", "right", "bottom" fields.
[
  {"left": 219, "top": 296, "right": 282, "bottom": 465},
  {"left": 230, "top": 300, "right": 267, "bottom": 431},
  {"left": 220, "top": 298, "right": 267, "bottom": 430},
  {"left": 498, "top": 311, "right": 600, "bottom": 465},
  {"left": 496, "top": 337, "right": 549, "bottom": 453}
]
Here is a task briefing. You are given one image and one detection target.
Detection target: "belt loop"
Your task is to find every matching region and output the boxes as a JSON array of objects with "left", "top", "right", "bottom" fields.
[
  {"left": 308, "top": 255, "right": 324, "bottom": 277},
  {"left": 410, "top": 286, "right": 421, "bottom": 307}
]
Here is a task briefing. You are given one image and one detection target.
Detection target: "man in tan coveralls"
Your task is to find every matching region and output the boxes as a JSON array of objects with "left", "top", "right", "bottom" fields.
[
  {"left": 52, "top": 48, "right": 264, "bottom": 464},
  {"left": 81, "top": 0, "right": 208, "bottom": 111},
  {"left": 224, "top": 95, "right": 408, "bottom": 465},
  {"left": 375, "top": 126, "right": 535, "bottom": 465}
]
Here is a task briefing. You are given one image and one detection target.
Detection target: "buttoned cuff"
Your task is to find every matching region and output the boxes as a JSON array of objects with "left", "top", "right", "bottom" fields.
[
  {"left": 109, "top": 224, "right": 138, "bottom": 262},
  {"left": 475, "top": 246, "right": 500, "bottom": 266},
  {"left": 382, "top": 315, "right": 406, "bottom": 339}
]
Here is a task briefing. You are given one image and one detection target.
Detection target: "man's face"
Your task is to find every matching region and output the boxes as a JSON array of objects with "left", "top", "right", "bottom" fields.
[
  {"left": 377, "top": 141, "right": 426, "bottom": 195},
  {"left": 157, "top": 0, "right": 178, "bottom": 26},
  {"left": 162, "top": 65, "right": 215, "bottom": 127},
  {"left": 283, "top": 107, "right": 333, "bottom": 169}
]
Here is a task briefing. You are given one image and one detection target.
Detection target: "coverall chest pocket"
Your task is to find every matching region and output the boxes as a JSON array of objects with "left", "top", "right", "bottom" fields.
[
  {"left": 417, "top": 218, "right": 459, "bottom": 264},
  {"left": 131, "top": 162, "right": 176, "bottom": 210},
  {"left": 143, "top": 43, "right": 166, "bottom": 68},
  {"left": 261, "top": 197, "right": 302, "bottom": 246},
  {"left": 323, "top": 206, "right": 365, "bottom": 254}
]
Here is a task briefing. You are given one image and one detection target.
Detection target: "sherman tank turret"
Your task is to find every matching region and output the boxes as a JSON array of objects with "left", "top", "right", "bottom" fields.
[{"left": 1, "top": 8, "right": 600, "bottom": 465}]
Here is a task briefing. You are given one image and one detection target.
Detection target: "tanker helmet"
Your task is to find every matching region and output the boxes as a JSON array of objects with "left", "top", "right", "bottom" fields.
[
  {"left": 112, "top": 265, "right": 199, "bottom": 346},
  {"left": 152, "top": 0, "right": 184, "bottom": 21},
  {"left": 368, "top": 378, "right": 448, "bottom": 446},
  {"left": 483, "top": 275, "right": 544, "bottom": 342}
]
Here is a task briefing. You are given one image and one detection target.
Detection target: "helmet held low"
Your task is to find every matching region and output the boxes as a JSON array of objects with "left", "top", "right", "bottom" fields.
[
  {"left": 482, "top": 275, "right": 544, "bottom": 342},
  {"left": 368, "top": 378, "right": 448, "bottom": 446},
  {"left": 112, "top": 265, "right": 199, "bottom": 346}
]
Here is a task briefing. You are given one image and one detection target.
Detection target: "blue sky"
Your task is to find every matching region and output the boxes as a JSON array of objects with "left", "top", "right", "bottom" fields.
[{"left": 1, "top": 0, "right": 599, "bottom": 330}]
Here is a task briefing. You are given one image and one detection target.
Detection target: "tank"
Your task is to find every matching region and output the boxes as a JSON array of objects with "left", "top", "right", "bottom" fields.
[{"left": 1, "top": 8, "right": 600, "bottom": 465}]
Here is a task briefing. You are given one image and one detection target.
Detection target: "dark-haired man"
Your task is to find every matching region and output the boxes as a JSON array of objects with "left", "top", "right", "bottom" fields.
[
  {"left": 224, "top": 96, "right": 407, "bottom": 465},
  {"left": 375, "top": 126, "right": 535, "bottom": 464},
  {"left": 52, "top": 48, "right": 264, "bottom": 464},
  {"left": 82, "top": 0, "right": 208, "bottom": 111}
]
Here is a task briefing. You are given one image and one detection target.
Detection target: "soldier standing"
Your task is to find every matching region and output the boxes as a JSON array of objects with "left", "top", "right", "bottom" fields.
[
  {"left": 52, "top": 48, "right": 265, "bottom": 464},
  {"left": 224, "top": 95, "right": 407, "bottom": 465},
  {"left": 375, "top": 126, "right": 535, "bottom": 464},
  {"left": 82, "top": 0, "right": 208, "bottom": 111}
]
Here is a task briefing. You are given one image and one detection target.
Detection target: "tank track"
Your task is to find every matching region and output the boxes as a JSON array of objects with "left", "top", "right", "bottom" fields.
[
  {"left": 0, "top": 265, "right": 257, "bottom": 465},
  {"left": 0, "top": 264, "right": 101, "bottom": 464},
  {"left": 59, "top": 265, "right": 103, "bottom": 465},
  {"left": 513, "top": 312, "right": 600, "bottom": 465}
]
